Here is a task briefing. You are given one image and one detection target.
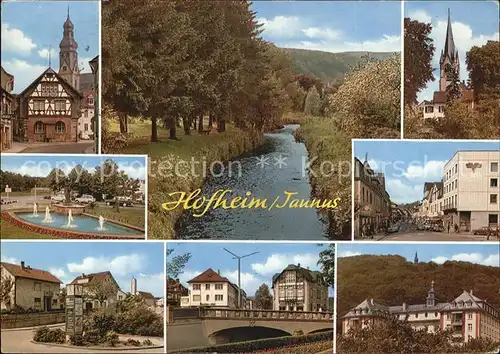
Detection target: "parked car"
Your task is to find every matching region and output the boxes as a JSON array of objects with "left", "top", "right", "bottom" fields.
[
  {"left": 432, "top": 225, "right": 444, "bottom": 232},
  {"left": 388, "top": 224, "right": 399, "bottom": 233},
  {"left": 51, "top": 194, "right": 65, "bottom": 202},
  {"left": 472, "top": 227, "right": 490, "bottom": 235},
  {"left": 75, "top": 194, "right": 96, "bottom": 204},
  {"left": 105, "top": 197, "right": 133, "bottom": 207},
  {"left": 416, "top": 224, "right": 425, "bottom": 231}
]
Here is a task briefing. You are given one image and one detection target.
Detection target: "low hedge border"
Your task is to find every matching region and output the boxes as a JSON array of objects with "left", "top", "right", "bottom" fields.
[{"left": 171, "top": 330, "right": 333, "bottom": 353}]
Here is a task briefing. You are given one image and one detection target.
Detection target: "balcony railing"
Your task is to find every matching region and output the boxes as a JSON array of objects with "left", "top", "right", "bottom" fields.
[
  {"left": 200, "top": 308, "right": 333, "bottom": 321},
  {"left": 442, "top": 203, "right": 457, "bottom": 212}
]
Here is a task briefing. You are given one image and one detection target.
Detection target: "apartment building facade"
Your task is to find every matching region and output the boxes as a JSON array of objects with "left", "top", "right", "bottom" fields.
[
  {"left": 180, "top": 268, "right": 244, "bottom": 308},
  {"left": 272, "top": 264, "right": 329, "bottom": 312},
  {"left": 341, "top": 282, "right": 500, "bottom": 344},
  {"left": 442, "top": 150, "right": 500, "bottom": 231}
]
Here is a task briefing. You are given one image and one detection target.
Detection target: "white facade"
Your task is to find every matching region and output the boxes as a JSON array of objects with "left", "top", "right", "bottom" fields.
[
  {"left": 443, "top": 151, "right": 500, "bottom": 231},
  {"left": 418, "top": 101, "right": 445, "bottom": 120},
  {"left": 78, "top": 107, "right": 94, "bottom": 139},
  {"left": 181, "top": 281, "right": 238, "bottom": 308}
]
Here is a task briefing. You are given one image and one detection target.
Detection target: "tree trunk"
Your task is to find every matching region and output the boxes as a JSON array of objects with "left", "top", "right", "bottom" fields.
[
  {"left": 118, "top": 112, "right": 128, "bottom": 133},
  {"left": 151, "top": 116, "right": 158, "bottom": 143},
  {"left": 183, "top": 117, "right": 190, "bottom": 135},
  {"left": 198, "top": 114, "right": 203, "bottom": 133},
  {"left": 115, "top": 196, "right": 120, "bottom": 213},
  {"left": 64, "top": 187, "right": 71, "bottom": 205},
  {"left": 169, "top": 117, "right": 177, "bottom": 140},
  {"left": 208, "top": 111, "right": 214, "bottom": 128}
]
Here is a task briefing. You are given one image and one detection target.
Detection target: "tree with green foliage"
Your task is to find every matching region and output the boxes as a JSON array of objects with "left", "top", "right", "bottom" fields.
[
  {"left": 166, "top": 248, "right": 191, "bottom": 278},
  {"left": 445, "top": 64, "right": 462, "bottom": 102},
  {"left": 466, "top": 40, "right": 500, "bottom": 99},
  {"left": 303, "top": 86, "right": 321, "bottom": 116},
  {"left": 404, "top": 18, "right": 435, "bottom": 106},
  {"left": 254, "top": 284, "right": 273, "bottom": 310},
  {"left": 318, "top": 244, "right": 335, "bottom": 287},
  {"left": 0, "top": 274, "right": 14, "bottom": 308}
]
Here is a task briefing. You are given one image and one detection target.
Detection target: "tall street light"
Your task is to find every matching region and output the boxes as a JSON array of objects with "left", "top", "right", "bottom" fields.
[{"left": 223, "top": 248, "right": 259, "bottom": 309}]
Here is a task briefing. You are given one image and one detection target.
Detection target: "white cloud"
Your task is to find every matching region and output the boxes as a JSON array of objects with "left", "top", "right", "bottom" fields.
[
  {"left": 402, "top": 160, "right": 446, "bottom": 181},
  {"left": 415, "top": 12, "right": 499, "bottom": 101},
  {"left": 38, "top": 48, "right": 57, "bottom": 61},
  {"left": 302, "top": 27, "right": 341, "bottom": 41},
  {"left": 118, "top": 162, "right": 146, "bottom": 180},
  {"left": 1, "top": 59, "right": 46, "bottom": 94},
  {"left": 338, "top": 251, "right": 361, "bottom": 258},
  {"left": 408, "top": 9, "right": 432, "bottom": 24},
  {"left": 1, "top": 23, "right": 37, "bottom": 55},
  {"left": 1, "top": 255, "right": 18, "bottom": 264},
  {"left": 285, "top": 34, "right": 401, "bottom": 53},
  {"left": 5, "top": 160, "right": 94, "bottom": 178},
  {"left": 251, "top": 253, "right": 319, "bottom": 276},
  {"left": 78, "top": 57, "right": 94, "bottom": 74},
  {"left": 123, "top": 272, "right": 164, "bottom": 298},
  {"left": 257, "top": 16, "right": 302, "bottom": 38},
  {"left": 386, "top": 179, "right": 423, "bottom": 204},
  {"left": 431, "top": 253, "right": 499, "bottom": 267},
  {"left": 67, "top": 254, "right": 145, "bottom": 277},
  {"left": 221, "top": 269, "right": 264, "bottom": 296}
]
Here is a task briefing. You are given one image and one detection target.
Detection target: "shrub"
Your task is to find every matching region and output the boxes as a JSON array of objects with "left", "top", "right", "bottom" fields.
[
  {"left": 82, "top": 328, "right": 102, "bottom": 344},
  {"left": 69, "top": 335, "right": 85, "bottom": 346},
  {"left": 91, "top": 311, "right": 116, "bottom": 337},
  {"left": 105, "top": 331, "right": 119, "bottom": 347},
  {"left": 293, "top": 329, "right": 304, "bottom": 336},
  {"left": 125, "top": 338, "right": 141, "bottom": 346},
  {"left": 114, "top": 304, "right": 163, "bottom": 337},
  {"left": 143, "top": 339, "right": 153, "bottom": 346},
  {"left": 33, "top": 326, "right": 66, "bottom": 343}
]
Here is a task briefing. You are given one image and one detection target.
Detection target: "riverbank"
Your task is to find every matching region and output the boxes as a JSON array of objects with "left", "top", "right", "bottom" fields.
[
  {"left": 106, "top": 119, "right": 263, "bottom": 238},
  {"left": 295, "top": 116, "right": 352, "bottom": 240}
]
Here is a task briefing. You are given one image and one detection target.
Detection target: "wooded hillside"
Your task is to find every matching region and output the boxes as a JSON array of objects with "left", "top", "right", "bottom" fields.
[
  {"left": 337, "top": 255, "right": 500, "bottom": 317},
  {"left": 282, "top": 48, "right": 395, "bottom": 82}
]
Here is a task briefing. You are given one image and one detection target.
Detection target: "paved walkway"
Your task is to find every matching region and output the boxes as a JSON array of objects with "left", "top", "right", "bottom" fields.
[
  {"left": 1, "top": 324, "right": 163, "bottom": 353},
  {"left": 378, "top": 231, "right": 495, "bottom": 242},
  {"left": 3, "top": 141, "right": 94, "bottom": 154}
]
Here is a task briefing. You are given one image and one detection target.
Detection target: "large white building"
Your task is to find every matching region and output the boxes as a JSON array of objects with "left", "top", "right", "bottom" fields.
[
  {"left": 442, "top": 150, "right": 500, "bottom": 231},
  {"left": 341, "top": 282, "right": 500, "bottom": 344},
  {"left": 180, "top": 268, "right": 245, "bottom": 308},
  {"left": 272, "top": 264, "right": 329, "bottom": 312}
]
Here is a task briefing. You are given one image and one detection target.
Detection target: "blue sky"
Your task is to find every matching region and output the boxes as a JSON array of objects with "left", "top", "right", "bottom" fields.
[
  {"left": 168, "top": 242, "right": 334, "bottom": 297},
  {"left": 338, "top": 243, "right": 499, "bottom": 268},
  {"left": 405, "top": 1, "right": 499, "bottom": 101},
  {"left": 354, "top": 140, "right": 500, "bottom": 204},
  {"left": 1, "top": 0, "right": 99, "bottom": 93},
  {"left": 1, "top": 242, "right": 164, "bottom": 297},
  {"left": 1, "top": 155, "right": 146, "bottom": 180},
  {"left": 251, "top": 2, "right": 401, "bottom": 53}
]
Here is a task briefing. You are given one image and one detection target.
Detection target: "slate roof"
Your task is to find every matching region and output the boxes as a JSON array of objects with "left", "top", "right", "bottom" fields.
[
  {"left": 272, "top": 264, "right": 325, "bottom": 287},
  {"left": 1, "top": 262, "right": 62, "bottom": 284}
]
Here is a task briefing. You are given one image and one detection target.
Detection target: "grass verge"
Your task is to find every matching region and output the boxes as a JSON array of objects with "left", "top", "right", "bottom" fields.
[
  {"left": 0, "top": 219, "right": 57, "bottom": 239},
  {"left": 86, "top": 206, "right": 145, "bottom": 229}
]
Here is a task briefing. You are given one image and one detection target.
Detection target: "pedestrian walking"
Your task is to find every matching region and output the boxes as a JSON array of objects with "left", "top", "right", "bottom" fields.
[
  {"left": 447, "top": 223, "right": 450, "bottom": 233},
  {"left": 486, "top": 227, "right": 491, "bottom": 241}
]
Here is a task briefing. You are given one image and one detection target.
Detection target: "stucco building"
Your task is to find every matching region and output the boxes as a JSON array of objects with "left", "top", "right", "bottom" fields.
[
  {"left": 354, "top": 155, "right": 392, "bottom": 237},
  {"left": 180, "top": 268, "right": 245, "bottom": 308},
  {"left": 442, "top": 150, "right": 500, "bottom": 231},
  {"left": 341, "top": 282, "right": 500, "bottom": 344},
  {"left": 69, "top": 271, "right": 121, "bottom": 311},
  {"left": 272, "top": 264, "right": 328, "bottom": 312},
  {"left": 0, "top": 261, "right": 62, "bottom": 311},
  {"left": 0, "top": 66, "right": 15, "bottom": 151}
]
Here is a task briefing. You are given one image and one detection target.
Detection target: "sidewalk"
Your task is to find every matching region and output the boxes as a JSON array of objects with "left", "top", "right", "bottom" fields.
[{"left": 2, "top": 140, "right": 95, "bottom": 154}]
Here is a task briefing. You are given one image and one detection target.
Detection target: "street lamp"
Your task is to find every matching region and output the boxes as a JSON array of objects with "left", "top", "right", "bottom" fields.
[{"left": 223, "top": 248, "right": 259, "bottom": 309}]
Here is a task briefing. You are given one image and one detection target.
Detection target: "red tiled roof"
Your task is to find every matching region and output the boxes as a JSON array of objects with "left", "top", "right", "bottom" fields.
[
  {"left": 138, "top": 291, "right": 155, "bottom": 300},
  {"left": 433, "top": 91, "right": 446, "bottom": 104},
  {"left": 1, "top": 262, "right": 62, "bottom": 284},
  {"left": 187, "top": 268, "right": 229, "bottom": 283}
]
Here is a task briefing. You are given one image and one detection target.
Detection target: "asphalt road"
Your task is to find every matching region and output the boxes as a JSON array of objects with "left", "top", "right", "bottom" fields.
[
  {"left": 378, "top": 222, "right": 496, "bottom": 242},
  {"left": 1, "top": 324, "right": 163, "bottom": 353},
  {"left": 21, "top": 142, "right": 93, "bottom": 154}
]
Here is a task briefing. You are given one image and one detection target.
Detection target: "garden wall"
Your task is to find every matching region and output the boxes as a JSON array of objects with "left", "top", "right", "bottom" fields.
[{"left": 1, "top": 311, "right": 65, "bottom": 329}]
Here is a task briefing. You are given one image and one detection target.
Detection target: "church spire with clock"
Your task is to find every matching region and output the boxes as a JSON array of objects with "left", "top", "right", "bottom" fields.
[{"left": 59, "top": 7, "right": 80, "bottom": 91}]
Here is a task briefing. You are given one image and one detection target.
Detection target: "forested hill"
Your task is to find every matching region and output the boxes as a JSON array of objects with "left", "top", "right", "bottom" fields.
[
  {"left": 337, "top": 255, "right": 500, "bottom": 317},
  {"left": 282, "top": 48, "right": 396, "bottom": 82}
]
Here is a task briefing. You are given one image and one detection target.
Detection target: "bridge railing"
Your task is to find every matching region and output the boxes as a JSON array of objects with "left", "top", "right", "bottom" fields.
[{"left": 200, "top": 308, "right": 333, "bottom": 321}]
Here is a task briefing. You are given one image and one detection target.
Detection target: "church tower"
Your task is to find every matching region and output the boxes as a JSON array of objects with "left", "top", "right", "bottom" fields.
[
  {"left": 414, "top": 251, "right": 419, "bottom": 264},
  {"left": 439, "top": 9, "right": 460, "bottom": 92},
  {"left": 426, "top": 281, "right": 436, "bottom": 307},
  {"left": 59, "top": 7, "right": 80, "bottom": 90}
]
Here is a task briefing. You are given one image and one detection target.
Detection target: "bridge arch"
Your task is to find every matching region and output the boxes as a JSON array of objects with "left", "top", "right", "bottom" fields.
[
  {"left": 208, "top": 326, "right": 291, "bottom": 345},
  {"left": 307, "top": 327, "right": 333, "bottom": 334}
]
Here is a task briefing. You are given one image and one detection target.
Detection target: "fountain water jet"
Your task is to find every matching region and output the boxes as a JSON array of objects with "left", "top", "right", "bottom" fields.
[
  {"left": 42, "top": 206, "right": 53, "bottom": 223},
  {"left": 97, "top": 215, "right": 106, "bottom": 231},
  {"left": 66, "top": 209, "right": 77, "bottom": 228},
  {"left": 32, "top": 203, "right": 38, "bottom": 217}
]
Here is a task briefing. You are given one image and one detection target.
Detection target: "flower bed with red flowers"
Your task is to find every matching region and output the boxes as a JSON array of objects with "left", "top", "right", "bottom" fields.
[
  {"left": 1, "top": 212, "right": 144, "bottom": 240},
  {"left": 170, "top": 331, "right": 333, "bottom": 353}
]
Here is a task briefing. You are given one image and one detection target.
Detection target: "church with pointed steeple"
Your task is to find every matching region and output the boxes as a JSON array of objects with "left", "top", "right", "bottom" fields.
[
  {"left": 418, "top": 9, "right": 475, "bottom": 119},
  {"left": 59, "top": 7, "right": 80, "bottom": 91}
]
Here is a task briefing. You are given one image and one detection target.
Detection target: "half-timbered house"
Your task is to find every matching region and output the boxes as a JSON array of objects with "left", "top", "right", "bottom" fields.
[
  {"left": 16, "top": 67, "right": 82, "bottom": 143},
  {"left": 0, "top": 66, "right": 15, "bottom": 150}
]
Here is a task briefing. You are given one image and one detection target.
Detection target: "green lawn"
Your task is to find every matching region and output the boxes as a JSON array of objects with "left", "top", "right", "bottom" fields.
[
  {"left": 0, "top": 219, "right": 57, "bottom": 239},
  {"left": 86, "top": 206, "right": 145, "bottom": 229}
]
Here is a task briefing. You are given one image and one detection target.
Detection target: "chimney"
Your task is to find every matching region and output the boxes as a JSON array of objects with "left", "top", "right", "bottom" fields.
[
  {"left": 82, "top": 273, "right": 85, "bottom": 277},
  {"left": 218, "top": 269, "right": 220, "bottom": 275},
  {"left": 298, "top": 263, "right": 301, "bottom": 268},
  {"left": 131, "top": 277, "right": 137, "bottom": 295},
  {"left": 20, "top": 261, "right": 25, "bottom": 270}
]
